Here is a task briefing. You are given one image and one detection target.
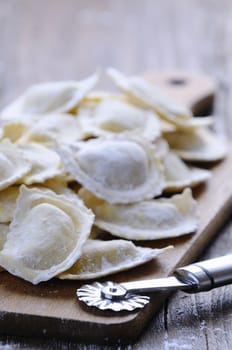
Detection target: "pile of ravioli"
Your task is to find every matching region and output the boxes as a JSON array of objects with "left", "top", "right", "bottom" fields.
[{"left": 0, "top": 69, "right": 227, "bottom": 285}]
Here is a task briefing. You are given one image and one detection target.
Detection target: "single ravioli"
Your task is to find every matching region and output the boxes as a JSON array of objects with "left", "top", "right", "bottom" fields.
[
  {"left": 107, "top": 68, "right": 213, "bottom": 130},
  {"left": 79, "top": 187, "right": 197, "bottom": 240},
  {"left": 17, "top": 113, "right": 83, "bottom": 146},
  {"left": 58, "top": 137, "right": 164, "bottom": 203},
  {"left": 163, "top": 127, "right": 227, "bottom": 162},
  {"left": 77, "top": 91, "right": 127, "bottom": 113},
  {"left": 0, "top": 185, "right": 94, "bottom": 284},
  {"left": 0, "top": 139, "right": 31, "bottom": 190},
  {"left": 0, "top": 73, "right": 99, "bottom": 119},
  {"left": 0, "top": 186, "right": 19, "bottom": 223},
  {"left": 58, "top": 239, "right": 171, "bottom": 280},
  {"left": 78, "top": 99, "right": 161, "bottom": 141},
  {"left": 162, "top": 151, "right": 211, "bottom": 192},
  {"left": 18, "top": 143, "right": 63, "bottom": 185},
  {"left": 159, "top": 117, "right": 213, "bottom": 133}
]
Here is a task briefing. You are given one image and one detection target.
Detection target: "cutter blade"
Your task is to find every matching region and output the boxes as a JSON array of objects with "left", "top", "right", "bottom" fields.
[{"left": 77, "top": 281, "right": 150, "bottom": 311}]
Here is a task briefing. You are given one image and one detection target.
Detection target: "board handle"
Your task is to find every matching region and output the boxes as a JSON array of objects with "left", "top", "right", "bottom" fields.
[{"left": 144, "top": 70, "right": 215, "bottom": 116}]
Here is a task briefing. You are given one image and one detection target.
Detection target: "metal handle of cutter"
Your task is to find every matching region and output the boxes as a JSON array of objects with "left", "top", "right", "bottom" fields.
[
  {"left": 77, "top": 254, "right": 232, "bottom": 311},
  {"left": 120, "top": 254, "right": 232, "bottom": 295},
  {"left": 175, "top": 254, "right": 232, "bottom": 293}
]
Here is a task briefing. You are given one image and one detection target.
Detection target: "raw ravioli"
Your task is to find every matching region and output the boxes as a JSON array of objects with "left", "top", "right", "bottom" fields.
[
  {"left": 107, "top": 68, "right": 212, "bottom": 130},
  {"left": 19, "top": 143, "right": 63, "bottom": 185},
  {"left": 162, "top": 152, "right": 211, "bottom": 192},
  {"left": 0, "top": 185, "right": 94, "bottom": 284},
  {"left": 18, "top": 113, "right": 83, "bottom": 146},
  {"left": 0, "top": 186, "right": 19, "bottom": 223},
  {"left": 59, "top": 239, "right": 171, "bottom": 280},
  {"left": 0, "top": 139, "right": 31, "bottom": 190},
  {"left": 163, "top": 128, "right": 227, "bottom": 162},
  {"left": 58, "top": 137, "right": 164, "bottom": 203},
  {"left": 78, "top": 99, "right": 161, "bottom": 141},
  {"left": 1, "top": 73, "right": 98, "bottom": 119},
  {"left": 79, "top": 187, "right": 197, "bottom": 240}
]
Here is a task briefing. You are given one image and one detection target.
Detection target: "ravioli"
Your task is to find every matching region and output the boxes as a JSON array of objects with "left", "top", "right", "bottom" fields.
[
  {"left": 18, "top": 143, "right": 63, "bottom": 185},
  {"left": 1, "top": 74, "right": 98, "bottom": 119},
  {"left": 0, "top": 186, "right": 19, "bottom": 223},
  {"left": 58, "top": 239, "right": 171, "bottom": 280},
  {"left": 79, "top": 187, "right": 197, "bottom": 240},
  {"left": 0, "top": 139, "right": 31, "bottom": 190},
  {"left": 78, "top": 99, "right": 161, "bottom": 141},
  {"left": 0, "top": 185, "right": 94, "bottom": 284},
  {"left": 58, "top": 137, "right": 164, "bottom": 203},
  {"left": 163, "top": 127, "right": 227, "bottom": 162},
  {"left": 162, "top": 152, "right": 211, "bottom": 192},
  {"left": 18, "top": 113, "right": 83, "bottom": 146},
  {"left": 107, "top": 68, "right": 213, "bottom": 130}
]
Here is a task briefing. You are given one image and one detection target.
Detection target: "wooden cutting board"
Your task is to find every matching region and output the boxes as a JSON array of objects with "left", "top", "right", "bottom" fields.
[{"left": 0, "top": 72, "right": 231, "bottom": 345}]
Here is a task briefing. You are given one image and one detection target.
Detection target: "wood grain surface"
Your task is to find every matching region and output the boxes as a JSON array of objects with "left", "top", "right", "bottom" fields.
[{"left": 0, "top": 0, "right": 231, "bottom": 349}]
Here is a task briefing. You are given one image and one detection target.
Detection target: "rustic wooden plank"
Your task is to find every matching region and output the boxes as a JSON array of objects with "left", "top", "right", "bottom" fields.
[{"left": 145, "top": 71, "right": 215, "bottom": 116}]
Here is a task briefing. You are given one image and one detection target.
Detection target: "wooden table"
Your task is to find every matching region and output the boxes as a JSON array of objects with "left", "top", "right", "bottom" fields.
[{"left": 0, "top": 1, "right": 231, "bottom": 348}]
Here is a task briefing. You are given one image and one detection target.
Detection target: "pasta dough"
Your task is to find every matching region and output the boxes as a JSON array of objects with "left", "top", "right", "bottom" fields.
[
  {"left": 77, "top": 99, "right": 161, "bottom": 141},
  {"left": 79, "top": 187, "right": 197, "bottom": 240},
  {"left": 0, "top": 186, "right": 94, "bottom": 284},
  {"left": 0, "top": 186, "right": 19, "bottom": 223},
  {"left": 162, "top": 152, "right": 211, "bottom": 192},
  {"left": 0, "top": 139, "right": 31, "bottom": 190},
  {"left": 163, "top": 127, "right": 227, "bottom": 161},
  {"left": 19, "top": 143, "right": 64, "bottom": 185},
  {"left": 59, "top": 239, "right": 172, "bottom": 280},
  {"left": 17, "top": 113, "right": 83, "bottom": 146},
  {"left": 1, "top": 73, "right": 98, "bottom": 119},
  {"left": 58, "top": 137, "right": 164, "bottom": 203},
  {"left": 107, "top": 68, "right": 212, "bottom": 130}
]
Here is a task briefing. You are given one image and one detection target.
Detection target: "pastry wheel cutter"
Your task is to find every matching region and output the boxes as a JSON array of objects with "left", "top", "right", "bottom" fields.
[{"left": 77, "top": 254, "right": 232, "bottom": 311}]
